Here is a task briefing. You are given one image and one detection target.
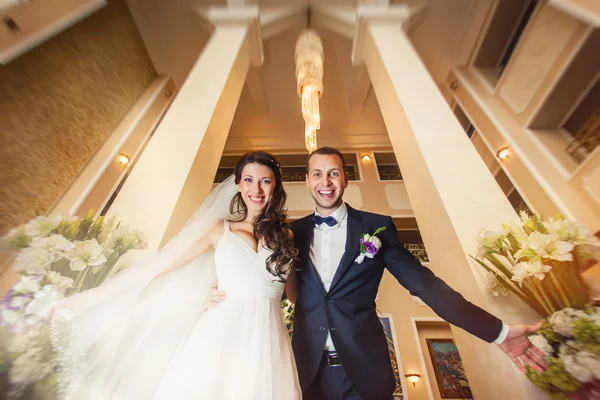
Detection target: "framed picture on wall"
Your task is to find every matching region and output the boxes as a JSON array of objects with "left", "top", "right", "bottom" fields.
[
  {"left": 379, "top": 314, "right": 404, "bottom": 400},
  {"left": 426, "top": 339, "right": 472, "bottom": 398}
]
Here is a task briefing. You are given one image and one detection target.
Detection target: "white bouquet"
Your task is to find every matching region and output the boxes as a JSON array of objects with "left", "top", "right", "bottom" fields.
[
  {"left": 0, "top": 210, "right": 147, "bottom": 398},
  {"left": 473, "top": 212, "right": 600, "bottom": 399}
]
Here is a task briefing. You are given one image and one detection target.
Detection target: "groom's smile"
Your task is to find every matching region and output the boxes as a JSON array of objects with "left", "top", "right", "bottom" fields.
[{"left": 306, "top": 153, "right": 349, "bottom": 216}]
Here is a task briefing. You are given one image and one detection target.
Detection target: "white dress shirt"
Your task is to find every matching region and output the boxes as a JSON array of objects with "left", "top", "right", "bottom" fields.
[
  {"left": 309, "top": 203, "right": 509, "bottom": 350},
  {"left": 310, "top": 203, "right": 348, "bottom": 350}
]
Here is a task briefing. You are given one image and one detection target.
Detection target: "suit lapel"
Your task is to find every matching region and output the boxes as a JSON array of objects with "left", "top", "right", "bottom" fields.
[{"left": 329, "top": 204, "right": 363, "bottom": 292}]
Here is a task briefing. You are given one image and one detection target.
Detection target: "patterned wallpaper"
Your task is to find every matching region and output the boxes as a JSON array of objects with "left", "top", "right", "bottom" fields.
[{"left": 0, "top": 0, "right": 156, "bottom": 236}]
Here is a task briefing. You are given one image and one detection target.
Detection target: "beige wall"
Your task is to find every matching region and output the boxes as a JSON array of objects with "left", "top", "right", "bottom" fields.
[
  {"left": 416, "top": 321, "right": 468, "bottom": 400},
  {"left": 451, "top": 69, "right": 600, "bottom": 227},
  {"left": 497, "top": 4, "right": 585, "bottom": 116},
  {"left": 378, "top": 270, "right": 440, "bottom": 400},
  {"left": 0, "top": 0, "right": 156, "bottom": 236},
  {"left": 418, "top": 323, "right": 448, "bottom": 400},
  {"left": 452, "top": 2, "right": 600, "bottom": 233}
]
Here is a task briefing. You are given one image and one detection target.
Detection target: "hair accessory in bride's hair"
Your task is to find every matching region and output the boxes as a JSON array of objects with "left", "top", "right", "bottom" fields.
[{"left": 270, "top": 159, "right": 282, "bottom": 176}]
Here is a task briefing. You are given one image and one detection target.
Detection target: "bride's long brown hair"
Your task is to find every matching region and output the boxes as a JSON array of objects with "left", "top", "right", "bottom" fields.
[{"left": 230, "top": 152, "right": 298, "bottom": 282}]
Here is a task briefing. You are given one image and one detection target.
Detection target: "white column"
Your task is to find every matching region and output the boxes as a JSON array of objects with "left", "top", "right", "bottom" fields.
[
  {"left": 353, "top": 6, "right": 546, "bottom": 400},
  {"left": 107, "top": 7, "right": 262, "bottom": 251}
]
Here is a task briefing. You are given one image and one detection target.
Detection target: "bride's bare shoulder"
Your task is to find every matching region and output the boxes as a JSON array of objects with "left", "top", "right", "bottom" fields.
[{"left": 206, "top": 219, "right": 226, "bottom": 245}]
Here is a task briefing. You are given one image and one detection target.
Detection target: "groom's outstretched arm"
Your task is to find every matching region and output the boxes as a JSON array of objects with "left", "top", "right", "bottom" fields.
[
  {"left": 381, "top": 217, "right": 547, "bottom": 372},
  {"left": 381, "top": 216, "right": 503, "bottom": 342}
]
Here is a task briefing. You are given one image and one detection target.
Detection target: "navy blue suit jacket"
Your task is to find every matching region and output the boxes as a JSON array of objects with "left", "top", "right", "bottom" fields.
[{"left": 290, "top": 204, "right": 502, "bottom": 400}]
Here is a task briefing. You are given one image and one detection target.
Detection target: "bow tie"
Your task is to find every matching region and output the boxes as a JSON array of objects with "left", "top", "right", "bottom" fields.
[{"left": 313, "top": 215, "right": 337, "bottom": 227}]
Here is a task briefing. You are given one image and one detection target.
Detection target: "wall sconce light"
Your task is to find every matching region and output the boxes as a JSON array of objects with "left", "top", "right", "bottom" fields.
[
  {"left": 496, "top": 146, "right": 510, "bottom": 161},
  {"left": 361, "top": 154, "right": 371, "bottom": 162},
  {"left": 117, "top": 153, "right": 131, "bottom": 166},
  {"left": 405, "top": 374, "right": 421, "bottom": 386}
]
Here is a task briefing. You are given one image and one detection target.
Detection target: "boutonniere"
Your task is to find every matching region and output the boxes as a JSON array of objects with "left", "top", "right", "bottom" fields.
[{"left": 354, "top": 226, "right": 387, "bottom": 264}]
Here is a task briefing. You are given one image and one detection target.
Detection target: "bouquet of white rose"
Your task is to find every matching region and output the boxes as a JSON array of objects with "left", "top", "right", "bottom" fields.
[
  {"left": 473, "top": 212, "right": 600, "bottom": 400},
  {"left": 0, "top": 210, "right": 147, "bottom": 399}
]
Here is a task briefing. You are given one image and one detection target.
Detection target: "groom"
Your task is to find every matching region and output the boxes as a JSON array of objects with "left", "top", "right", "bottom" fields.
[{"left": 213, "top": 147, "right": 545, "bottom": 399}]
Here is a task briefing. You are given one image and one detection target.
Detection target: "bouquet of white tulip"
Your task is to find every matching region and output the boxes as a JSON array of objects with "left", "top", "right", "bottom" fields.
[
  {"left": 0, "top": 210, "right": 147, "bottom": 399},
  {"left": 473, "top": 212, "right": 600, "bottom": 399}
]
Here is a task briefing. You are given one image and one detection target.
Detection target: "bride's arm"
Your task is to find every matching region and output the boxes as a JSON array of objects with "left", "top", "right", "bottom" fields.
[
  {"left": 155, "top": 219, "right": 224, "bottom": 277},
  {"left": 284, "top": 267, "right": 297, "bottom": 304},
  {"left": 50, "top": 220, "right": 225, "bottom": 316},
  {"left": 284, "top": 230, "right": 297, "bottom": 304}
]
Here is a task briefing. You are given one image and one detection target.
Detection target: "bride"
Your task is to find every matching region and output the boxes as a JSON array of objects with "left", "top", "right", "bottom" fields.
[{"left": 50, "top": 151, "right": 302, "bottom": 399}]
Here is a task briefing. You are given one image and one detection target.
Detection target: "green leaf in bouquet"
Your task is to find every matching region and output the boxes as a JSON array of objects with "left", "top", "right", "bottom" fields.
[
  {"left": 1, "top": 227, "right": 32, "bottom": 251},
  {"left": 539, "top": 320, "right": 565, "bottom": 343},
  {"left": 581, "top": 342, "right": 600, "bottom": 357},
  {"left": 76, "top": 210, "right": 96, "bottom": 241},
  {"left": 539, "top": 276, "right": 564, "bottom": 313},
  {"left": 505, "top": 232, "right": 522, "bottom": 254},
  {"left": 573, "top": 317, "right": 600, "bottom": 345},
  {"left": 87, "top": 215, "right": 105, "bottom": 241},
  {"left": 519, "top": 211, "right": 538, "bottom": 235},
  {"left": 544, "top": 261, "right": 584, "bottom": 310},
  {"left": 515, "top": 247, "right": 538, "bottom": 262},
  {"left": 523, "top": 280, "right": 555, "bottom": 317},
  {"left": 73, "top": 267, "right": 92, "bottom": 290},
  {"left": 487, "top": 254, "right": 516, "bottom": 278},
  {"left": 0, "top": 371, "right": 8, "bottom": 399},
  {"left": 90, "top": 251, "right": 124, "bottom": 288},
  {"left": 526, "top": 358, "right": 581, "bottom": 395},
  {"left": 533, "top": 213, "right": 549, "bottom": 235},
  {"left": 83, "top": 209, "right": 96, "bottom": 225},
  {"left": 548, "top": 271, "right": 576, "bottom": 310},
  {"left": 55, "top": 218, "right": 81, "bottom": 240},
  {"left": 469, "top": 256, "right": 546, "bottom": 315},
  {"left": 0, "top": 348, "right": 8, "bottom": 373},
  {"left": 33, "top": 373, "right": 58, "bottom": 400}
]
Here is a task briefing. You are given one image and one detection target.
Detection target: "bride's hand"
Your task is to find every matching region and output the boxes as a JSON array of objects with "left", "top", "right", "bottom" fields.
[
  {"left": 204, "top": 281, "right": 226, "bottom": 311},
  {"left": 48, "top": 303, "right": 64, "bottom": 318},
  {"left": 47, "top": 301, "right": 74, "bottom": 320}
]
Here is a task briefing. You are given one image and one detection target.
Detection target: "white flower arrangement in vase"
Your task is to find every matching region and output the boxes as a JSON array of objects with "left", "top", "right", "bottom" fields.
[
  {"left": 0, "top": 210, "right": 147, "bottom": 398},
  {"left": 472, "top": 212, "right": 600, "bottom": 400}
]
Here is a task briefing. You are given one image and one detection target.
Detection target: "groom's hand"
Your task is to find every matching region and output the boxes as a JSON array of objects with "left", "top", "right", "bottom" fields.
[
  {"left": 205, "top": 280, "right": 226, "bottom": 311},
  {"left": 498, "top": 322, "right": 547, "bottom": 373}
]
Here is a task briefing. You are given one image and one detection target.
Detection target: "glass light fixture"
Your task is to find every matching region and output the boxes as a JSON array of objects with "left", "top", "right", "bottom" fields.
[
  {"left": 295, "top": 10, "right": 323, "bottom": 154},
  {"left": 117, "top": 153, "right": 131, "bottom": 166},
  {"left": 496, "top": 146, "right": 510, "bottom": 160},
  {"left": 405, "top": 374, "right": 421, "bottom": 386}
]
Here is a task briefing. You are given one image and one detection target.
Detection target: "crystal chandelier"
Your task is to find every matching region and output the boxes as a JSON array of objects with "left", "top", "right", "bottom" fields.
[{"left": 295, "top": 16, "right": 323, "bottom": 153}]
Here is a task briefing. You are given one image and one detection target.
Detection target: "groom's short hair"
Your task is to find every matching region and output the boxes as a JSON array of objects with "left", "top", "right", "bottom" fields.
[{"left": 307, "top": 147, "right": 347, "bottom": 171}]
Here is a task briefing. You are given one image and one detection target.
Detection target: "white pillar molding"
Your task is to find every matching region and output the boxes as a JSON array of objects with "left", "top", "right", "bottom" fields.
[
  {"left": 353, "top": 9, "right": 546, "bottom": 400},
  {"left": 106, "top": 7, "right": 262, "bottom": 253},
  {"left": 259, "top": 5, "right": 307, "bottom": 40},
  {"left": 196, "top": 6, "right": 263, "bottom": 66},
  {"left": 549, "top": 0, "right": 600, "bottom": 27},
  {"left": 309, "top": 4, "right": 357, "bottom": 39},
  {"left": 351, "top": 4, "right": 412, "bottom": 65},
  {"left": 358, "top": 0, "right": 390, "bottom": 6}
]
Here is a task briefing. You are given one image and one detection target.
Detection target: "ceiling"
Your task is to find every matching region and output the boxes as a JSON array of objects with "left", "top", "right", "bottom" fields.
[{"left": 125, "top": 0, "right": 494, "bottom": 152}]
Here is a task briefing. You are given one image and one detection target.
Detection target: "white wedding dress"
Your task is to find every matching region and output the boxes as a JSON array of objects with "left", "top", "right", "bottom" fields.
[
  {"left": 54, "top": 219, "right": 301, "bottom": 400},
  {"left": 153, "top": 220, "right": 301, "bottom": 399}
]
